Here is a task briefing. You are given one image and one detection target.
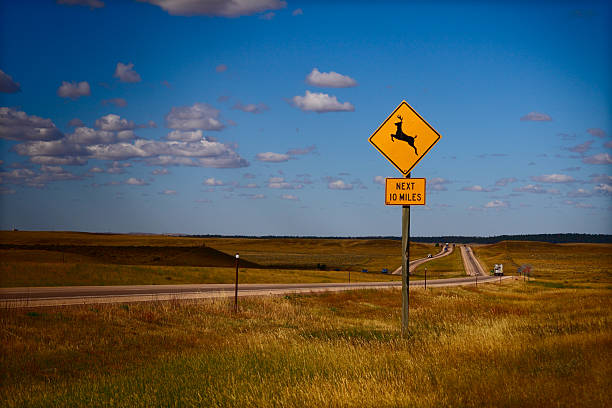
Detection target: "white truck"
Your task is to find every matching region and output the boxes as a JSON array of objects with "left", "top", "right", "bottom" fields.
[{"left": 493, "top": 264, "right": 504, "bottom": 276}]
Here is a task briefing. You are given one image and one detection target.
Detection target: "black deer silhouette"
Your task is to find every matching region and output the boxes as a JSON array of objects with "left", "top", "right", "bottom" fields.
[{"left": 391, "top": 115, "right": 418, "bottom": 155}]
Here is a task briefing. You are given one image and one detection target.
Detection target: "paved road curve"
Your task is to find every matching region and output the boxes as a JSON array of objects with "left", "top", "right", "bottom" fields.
[
  {"left": 1, "top": 275, "right": 511, "bottom": 308},
  {"left": 391, "top": 244, "right": 454, "bottom": 275}
]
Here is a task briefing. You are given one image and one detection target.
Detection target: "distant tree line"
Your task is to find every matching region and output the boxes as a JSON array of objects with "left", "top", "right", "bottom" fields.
[
  {"left": 182, "top": 233, "right": 611, "bottom": 244},
  {"left": 409, "top": 234, "right": 612, "bottom": 244}
]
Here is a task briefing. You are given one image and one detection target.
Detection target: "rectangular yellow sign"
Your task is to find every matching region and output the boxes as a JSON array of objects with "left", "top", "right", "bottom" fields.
[{"left": 385, "top": 178, "right": 426, "bottom": 206}]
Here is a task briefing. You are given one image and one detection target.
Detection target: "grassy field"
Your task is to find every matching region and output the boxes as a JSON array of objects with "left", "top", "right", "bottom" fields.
[
  {"left": 0, "top": 263, "right": 401, "bottom": 287},
  {"left": 411, "top": 246, "right": 465, "bottom": 280},
  {"left": 474, "top": 241, "right": 612, "bottom": 284},
  {"left": 0, "top": 232, "right": 436, "bottom": 287},
  {"left": 0, "top": 241, "right": 610, "bottom": 407}
]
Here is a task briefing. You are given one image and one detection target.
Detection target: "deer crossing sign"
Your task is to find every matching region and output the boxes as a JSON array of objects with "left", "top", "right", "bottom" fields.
[{"left": 368, "top": 101, "right": 442, "bottom": 175}]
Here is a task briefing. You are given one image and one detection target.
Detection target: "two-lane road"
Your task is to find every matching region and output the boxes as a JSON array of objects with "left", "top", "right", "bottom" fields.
[
  {"left": 460, "top": 245, "right": 487, "bottom": 276},
  {"left": 1, "top": 275, "right": 512, "bottom": 308},
  {"left": 391, "top": 244, "right": 454, "bottom": 275}
]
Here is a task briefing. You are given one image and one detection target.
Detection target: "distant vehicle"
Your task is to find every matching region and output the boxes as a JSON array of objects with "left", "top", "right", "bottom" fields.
[
  {"left": 494, "top": 264, "right": 504, "bottom": 276},
  {"left": 382, "top": 268, "right": 388, "bottom": 274},
  {"left": 427, "top": 254, "right": 432, "bottom": 258}
]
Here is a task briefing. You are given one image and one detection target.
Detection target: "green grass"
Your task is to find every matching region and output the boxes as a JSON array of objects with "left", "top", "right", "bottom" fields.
[{"left": 411, "top": 246, "right": 465, "bottom": 280}]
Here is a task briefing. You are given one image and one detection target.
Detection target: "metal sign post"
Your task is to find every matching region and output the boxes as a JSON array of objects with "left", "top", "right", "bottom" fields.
[
  {"left": 401, "top": 183, "right": 410, "bottom": 335},
  {"left": 234, "top": 253, "right": 239, "bottom": 313}
]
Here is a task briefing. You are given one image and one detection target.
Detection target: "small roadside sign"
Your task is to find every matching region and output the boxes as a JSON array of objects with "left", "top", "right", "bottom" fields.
[
  {"left": 369, "top": 101, "right": 442, "bottom": 175},
  {"left": 385, "top": 178, "right": 426, "bottom": 205}
]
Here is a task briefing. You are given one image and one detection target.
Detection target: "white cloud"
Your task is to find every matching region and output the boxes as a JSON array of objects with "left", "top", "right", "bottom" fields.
[
  {"left": 292, "top": 8, "right": 303, "bottom": 16},
  {"left": 57, "top": 0, "right": 104, "bottom": 8},
  {"left": 461, "top": 185, "right": 496, "bottom": 192},
  {"left": 567, "top": 188, "right": 593, "bottom": 198},
  {"left": 160, "top": 190, "right": 177, "bottom": 195},
  {"left": 95, "top": 113, "right": 136, "bottom": 132},
  {"left": 215, "top": 64, "right": 228, "bottom": 73},
  {"left": 428, "top": 177, "right": 451, "bottom": 191},
  {"left": 165, "top": 103, "right": 224, "bottom": 131},
  {"left": 589, "top": 174, "right": 612, "bottom": 184},
  {"left": 513, "top": 184, "right": 558, "bottom": 194},
  {"left": 14, "top": 139, "right": 86, "bottom": 157},
  {"left": 145, "top": 156, "right": 195, "bottom": 166},
  {"left": 203, "top": 177, "right": 224, "bottom": 186},
  {"left": 520, "top": 112, "right": 551, "bottom": 121},
  {"left": 568, "top": 140, "right": 594, "bottom": 154},
  {"left": 484, "top": 200, "right": 508, "bottom": 208},
  {"left": 587, "top": 128, "right": 606, "bottom": 138},
  {"left": 66, "top": 127, "right": 117, "bottom": 145},
  {"left": 563, "top": 200, "right": 595, "bottom": 209},
  {"left": 106, "top": 161, "right": 131, "bottom": 174},
  {"left": 125, "top": 177, "right": 148, "bottom": 186},
  {"left": 232, "top": 102, "right": 269, "bottom": 114},
  {"left": 114, "top": 62, "right": 141, "bottom": 83},
  {"left": 281, "top": 194, "right": 299, "bottom": 201},
  {"left": 102, "top": 98, "right": 127, "bottom": 107},
  {"left": 373, "top": 176, "right": 385, "bottom": 185},
  {"left": 138, "top": 0, "right": 287, "bottom": 17},
  {"left": 259, "top": 12, "right": 275, "bottom": 20},
  {"left": 530, "top": 174, "right": 575, "bottom": 183},
  {"left": 267, "top": 176, "right": 302, "bottom": 189},
  {"left": 1, "top": 165, "right": 81, "bottom": 188},
  {"left": 151, "top": 168, "right": 169, "bottom": 175},
  {"left": 166, "top": 129, "right": 203, "bottom": 142},
  {"left": 29, "top": 156, "right": 87, "bottom": 166},
  {"left": 0, "top": 107, "right": 63, "bottom": 141},
  {"left": 57, "top": 81, "right": 91, "bottom": 99},
  {"left": 240, "top": 193, "right": 265, "bottom": 200},
  {"left": 306, "top": 68, "right": 357, "bottom": 88},
  {"left": 287, "top": 145, "right": 316, "bottom": 156},
  {"left": 256, "top": 152, "right": 291, "bottom": 162},
  {"left": 328, "top": 179, "right": 353, "bottom": 190},
  {"left": 0, "top": 69, "right": 20, "bottom": 93},
  {"left": 196, "top": 155, "right": 248, "bottom": 168},
  {"left": 68, "top": 118, "right": 85, "bottom": 127},
  {"left": 582, "top": 153, "right": 612, "bottom": 165},
  {"left": 289, "top": 90, "right": 354, "bottom": 113},
  {"left": 495, "top": 177, "right": 517, "bottom": 187},
  {"left": 594, "top": 183, "right": 612, "bottom": 195}
]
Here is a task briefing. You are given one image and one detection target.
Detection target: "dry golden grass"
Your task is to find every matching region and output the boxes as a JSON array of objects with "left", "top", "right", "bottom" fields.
[
  {"left": 0, "top": 232, "right": 434, "bottom": 286},
  {"left": 1, "top": 236, "right": 609, "bottom": 407},
  {"left": 474, "top": 241, "right": 612, "bottom": 285},
  {"left": 1, "top": 280, "right": 610, "bottom": 407}
]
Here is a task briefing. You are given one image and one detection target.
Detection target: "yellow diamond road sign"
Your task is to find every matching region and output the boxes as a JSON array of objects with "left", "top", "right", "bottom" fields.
[{"left": 369, "top": 101, "right": 442, "bottom": 175}]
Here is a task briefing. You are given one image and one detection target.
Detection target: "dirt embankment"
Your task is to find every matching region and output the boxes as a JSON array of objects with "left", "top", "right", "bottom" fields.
[{"left": 0, "top": 244, "right": 260, "bottom": 268}]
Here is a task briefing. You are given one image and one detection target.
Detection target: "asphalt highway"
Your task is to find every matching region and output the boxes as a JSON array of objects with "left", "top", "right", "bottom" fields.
[
  {"left": 0, "top": 275, "right": 511, "bottom": 308},
  {"left": 460, "top": 245, "right": 487, "bottom": 276},
  {"left": 391, "top": 244, "right": 454, "bottom": 275}
]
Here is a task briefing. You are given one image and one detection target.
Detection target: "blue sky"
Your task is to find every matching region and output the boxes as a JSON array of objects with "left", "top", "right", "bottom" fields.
[{"left": 0, "top": 0, "right": 610, "bottom": 236}]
